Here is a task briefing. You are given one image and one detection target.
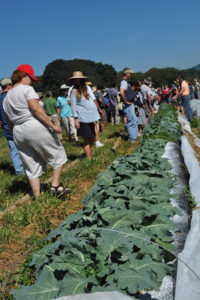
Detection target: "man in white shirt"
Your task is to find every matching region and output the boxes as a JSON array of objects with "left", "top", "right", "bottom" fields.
[{"left": 140, "top": 79, "right": 154, "bottom": 121}]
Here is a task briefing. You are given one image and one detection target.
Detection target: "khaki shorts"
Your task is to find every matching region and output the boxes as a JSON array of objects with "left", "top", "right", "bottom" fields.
[
  {"left": 13, "top": 119, "right": 67, "bottom": 179},
  {"left": 61, "top": 116, "right": 76, "bottom": 136},
  {"left": 49, "top": 115, "right": 62, "bottom": 140},
  {"left": 100, "top": 108, "right": 107, "bottom": 123}
]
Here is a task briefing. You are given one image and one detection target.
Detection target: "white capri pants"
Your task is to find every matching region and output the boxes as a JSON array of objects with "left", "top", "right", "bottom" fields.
[
  {"left": 61, "top": 116, "right": 76, "bottom": 136},
  {"left": 13, "top": 119, "right": 67, "bottom": 179}
]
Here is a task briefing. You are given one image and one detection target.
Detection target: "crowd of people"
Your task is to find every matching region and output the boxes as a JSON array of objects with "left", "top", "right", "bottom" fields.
[{"left": 0, "top": 64, "right": 197, "bottom": 199}]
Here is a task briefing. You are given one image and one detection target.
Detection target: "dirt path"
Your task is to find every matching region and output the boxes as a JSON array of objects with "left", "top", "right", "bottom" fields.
[
  {"left": 0, "top": 178, "right": 95, "bottom": 275},
  {"left": 0, "top": 224, "right": 36, "bottom": 277},
  {"left": 0, "top": 158, "right": 81, "bottom": 221},
  {"left": 0, "top": 178, "right": 95, "bottom": 299}
]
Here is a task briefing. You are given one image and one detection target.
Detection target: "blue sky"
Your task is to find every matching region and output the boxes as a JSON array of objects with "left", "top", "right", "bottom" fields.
[{"left": 1, "top": 0, "right": 200, "bottom": 78}]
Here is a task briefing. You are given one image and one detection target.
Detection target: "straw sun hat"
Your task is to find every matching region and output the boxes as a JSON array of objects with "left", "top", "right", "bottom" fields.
[
  {"left": 85, "top": 81, "right": 93, "bottom": 86},
  {"left": 69, "top": 71, "right": 88, "bottom": 80}
]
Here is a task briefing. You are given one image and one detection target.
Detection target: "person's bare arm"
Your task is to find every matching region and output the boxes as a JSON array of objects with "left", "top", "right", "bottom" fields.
[
  {"left": 70, "top": 90, "right": 80, "bottom": 129},
  {"left": 148, "top": 94, "right": 154, "bottom": 117},
  {"left": 28, "top": 99, "right": 61, "bottom": 134},
  {"left": 99, "top": 97, "right": 105, "bottom": 108},
  {"left": 57, "top": 107, "right": 61, "bottom": 121},
  {"left": 179, "top": 81, "right": 188, "bottom": 96},
  {"left": 179, "top": 87, "right": 184, "bottom": 95},
  {"left": 94, "top": 100, "right": 103, "bottom": 116},
  {"left": 173, "top": 87, "right": 178, "bottom": 100},
  {"left": 120, "top": 88, "right": 132, "bottom": 105}
]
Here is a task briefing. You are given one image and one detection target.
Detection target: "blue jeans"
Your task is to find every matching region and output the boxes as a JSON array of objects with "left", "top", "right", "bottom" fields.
[
  {"left": 123, "top": 103, "right": 138, "bottom": 141},
  {"left": 181, "top": 96, "right": 193, "bottom": 122},
  {"left": 167, "top": 97, "right": 172, "bottom": 103},
  {"left": 190, "top": 92, "right": 194, "bottom": 100},
  {"left": 7, "top": 140, "right": 24, "bottom": 174}
]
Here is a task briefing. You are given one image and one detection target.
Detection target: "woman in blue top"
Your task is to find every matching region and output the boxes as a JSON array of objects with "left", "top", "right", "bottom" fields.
[
  {"left": 70, "top": 71, "right": 102, "bottom": 158},
  {"left": 57, "top": 84, "right": 78, "bottom": 141}
]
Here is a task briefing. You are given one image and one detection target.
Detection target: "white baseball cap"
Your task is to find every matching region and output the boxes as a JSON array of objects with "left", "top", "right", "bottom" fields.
[
  {"left": 60, "top": 84, "right": 70, "bottom": 89},
  {"left": 0, "top": 78, "right": 12, "bottom": 86},
  {"left": 123, "top": 68, "right": 134, "bottom": 74}
]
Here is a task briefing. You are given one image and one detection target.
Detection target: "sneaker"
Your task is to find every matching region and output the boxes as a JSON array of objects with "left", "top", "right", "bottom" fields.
[{"left": 96, "top": 141, "right": 104, "bottom": 147}]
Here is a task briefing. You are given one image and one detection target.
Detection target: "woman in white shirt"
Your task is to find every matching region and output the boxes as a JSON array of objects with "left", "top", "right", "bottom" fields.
[
  {"left": 3, "top": 64, "right": 69, "bottom": 199},
  {"left": 70, "top": 71, "right": 102, "bottom": 158}
]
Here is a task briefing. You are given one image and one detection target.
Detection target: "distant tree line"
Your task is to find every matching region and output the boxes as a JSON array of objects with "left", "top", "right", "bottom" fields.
[
  {"left": 32, "top": 59, "right": 116, "bottom": 95},
  {"left": 117, "top": 67, "right": 200, "bottom": 88},
  {"left": 32, "top": 58, "right": 200, "bottom": 94}
]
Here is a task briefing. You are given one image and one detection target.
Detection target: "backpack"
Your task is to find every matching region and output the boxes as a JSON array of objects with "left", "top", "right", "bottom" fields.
[
  {"left": 94, "top": 91, "right": 104, "bottom": 108},
  {"left": 120, "top": 80, "right": 136, "bottom": 103}
]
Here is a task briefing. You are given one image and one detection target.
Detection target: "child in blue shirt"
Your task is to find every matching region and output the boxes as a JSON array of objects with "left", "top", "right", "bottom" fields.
[{"left": 57, "top": 85, "right": 78, "bottom": 141}]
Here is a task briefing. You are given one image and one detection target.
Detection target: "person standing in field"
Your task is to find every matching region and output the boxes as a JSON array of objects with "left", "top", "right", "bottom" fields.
[
  {"left": 188, "top": 82, "right": 194, "bottom": 100},
  {"left": 3, "top": 64, "right": 69, "bottom": 199},
  {"left": 140, "top": 79, "right": 154, "bottom": 122},
  {"left": 175, "top": 83, "right": 184, "bottom": 114},
  {"left": 120, "top": 68, "right": 138, "bottom": 143},
  {"left": 194, "top": 79, "right": 200, "bottom": 99},
  {"left": 107, "top": 83, "right": 120, "bottom": 125},
  {"left": 102, "top": 91, "right": 111, "bottom": 122},
  {"left": 163, "top": 84, "right": 170, "bottom": 103},
  {"left": 70, "top": 71, "right": 103, "bottom": 158},
  {"left": 57, "top": 84, "right": 78, "bottom": 141},
  {"left": 0, "top": 78, "right": 24, "bottom": 174},
  {"left": 44, "top": 91, "right": 62, "bottom": 140},
  {"left": 94, "top": 85, "right": 107, "bottom": 132},
  {"left": 170, "top": 84, "right": 178, "bottom": 107},
  {"left": 176, "top": 77, "right": 193, "bottom": 122},
  {"left": 86, "top": 82, "right": 104, "bottom": 148},
  {"left": 134, "top": 83, "right": 146, "bottom": 135}
]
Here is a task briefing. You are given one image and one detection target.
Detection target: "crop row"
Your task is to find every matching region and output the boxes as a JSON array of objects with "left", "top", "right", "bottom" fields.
[{"left": 12, "top": 104, "right": 181, "bottom": 300}]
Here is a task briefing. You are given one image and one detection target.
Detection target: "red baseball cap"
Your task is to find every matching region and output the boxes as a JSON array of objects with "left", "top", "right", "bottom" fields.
[{"left": 17, "top": 64, "right": 38, "bottom": 82}]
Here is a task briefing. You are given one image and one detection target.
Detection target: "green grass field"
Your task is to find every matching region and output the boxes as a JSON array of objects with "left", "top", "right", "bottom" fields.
[{"left": 0, "top": 123, "right": 138, "bottom": 297}]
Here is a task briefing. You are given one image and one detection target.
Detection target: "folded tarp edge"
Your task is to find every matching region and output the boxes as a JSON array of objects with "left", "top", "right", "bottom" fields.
[
  {"left": 190, "top": 99, "right": 200, "bottom": 118},
  {"left": 178, "top": 115, "right": 200, "bottom": 147},
  {"left": 175, "top": 136, "right": 200, "bottom": 300}
]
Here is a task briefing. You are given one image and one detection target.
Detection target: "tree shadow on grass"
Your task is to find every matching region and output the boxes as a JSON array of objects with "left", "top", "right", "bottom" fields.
[
  {"left": 108, "top": 132, "right": 128, "bottom": 140},
  {"left": 6, "top": 178, "right": 70, "bottom": 196},
  {"left": 6, "top": 177, "right": 30, "bottom": 195},
  {"left": 0, "top": 162, "right": 15, "bottom": 175},
  {"left": 67, "top": 153, "right": 85, "bottom": 161}
]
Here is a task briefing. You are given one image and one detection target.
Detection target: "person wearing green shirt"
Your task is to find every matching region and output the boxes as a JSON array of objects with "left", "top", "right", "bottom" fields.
[{"left": 44, "top": 91, "right": 62, "bottom": 139}]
